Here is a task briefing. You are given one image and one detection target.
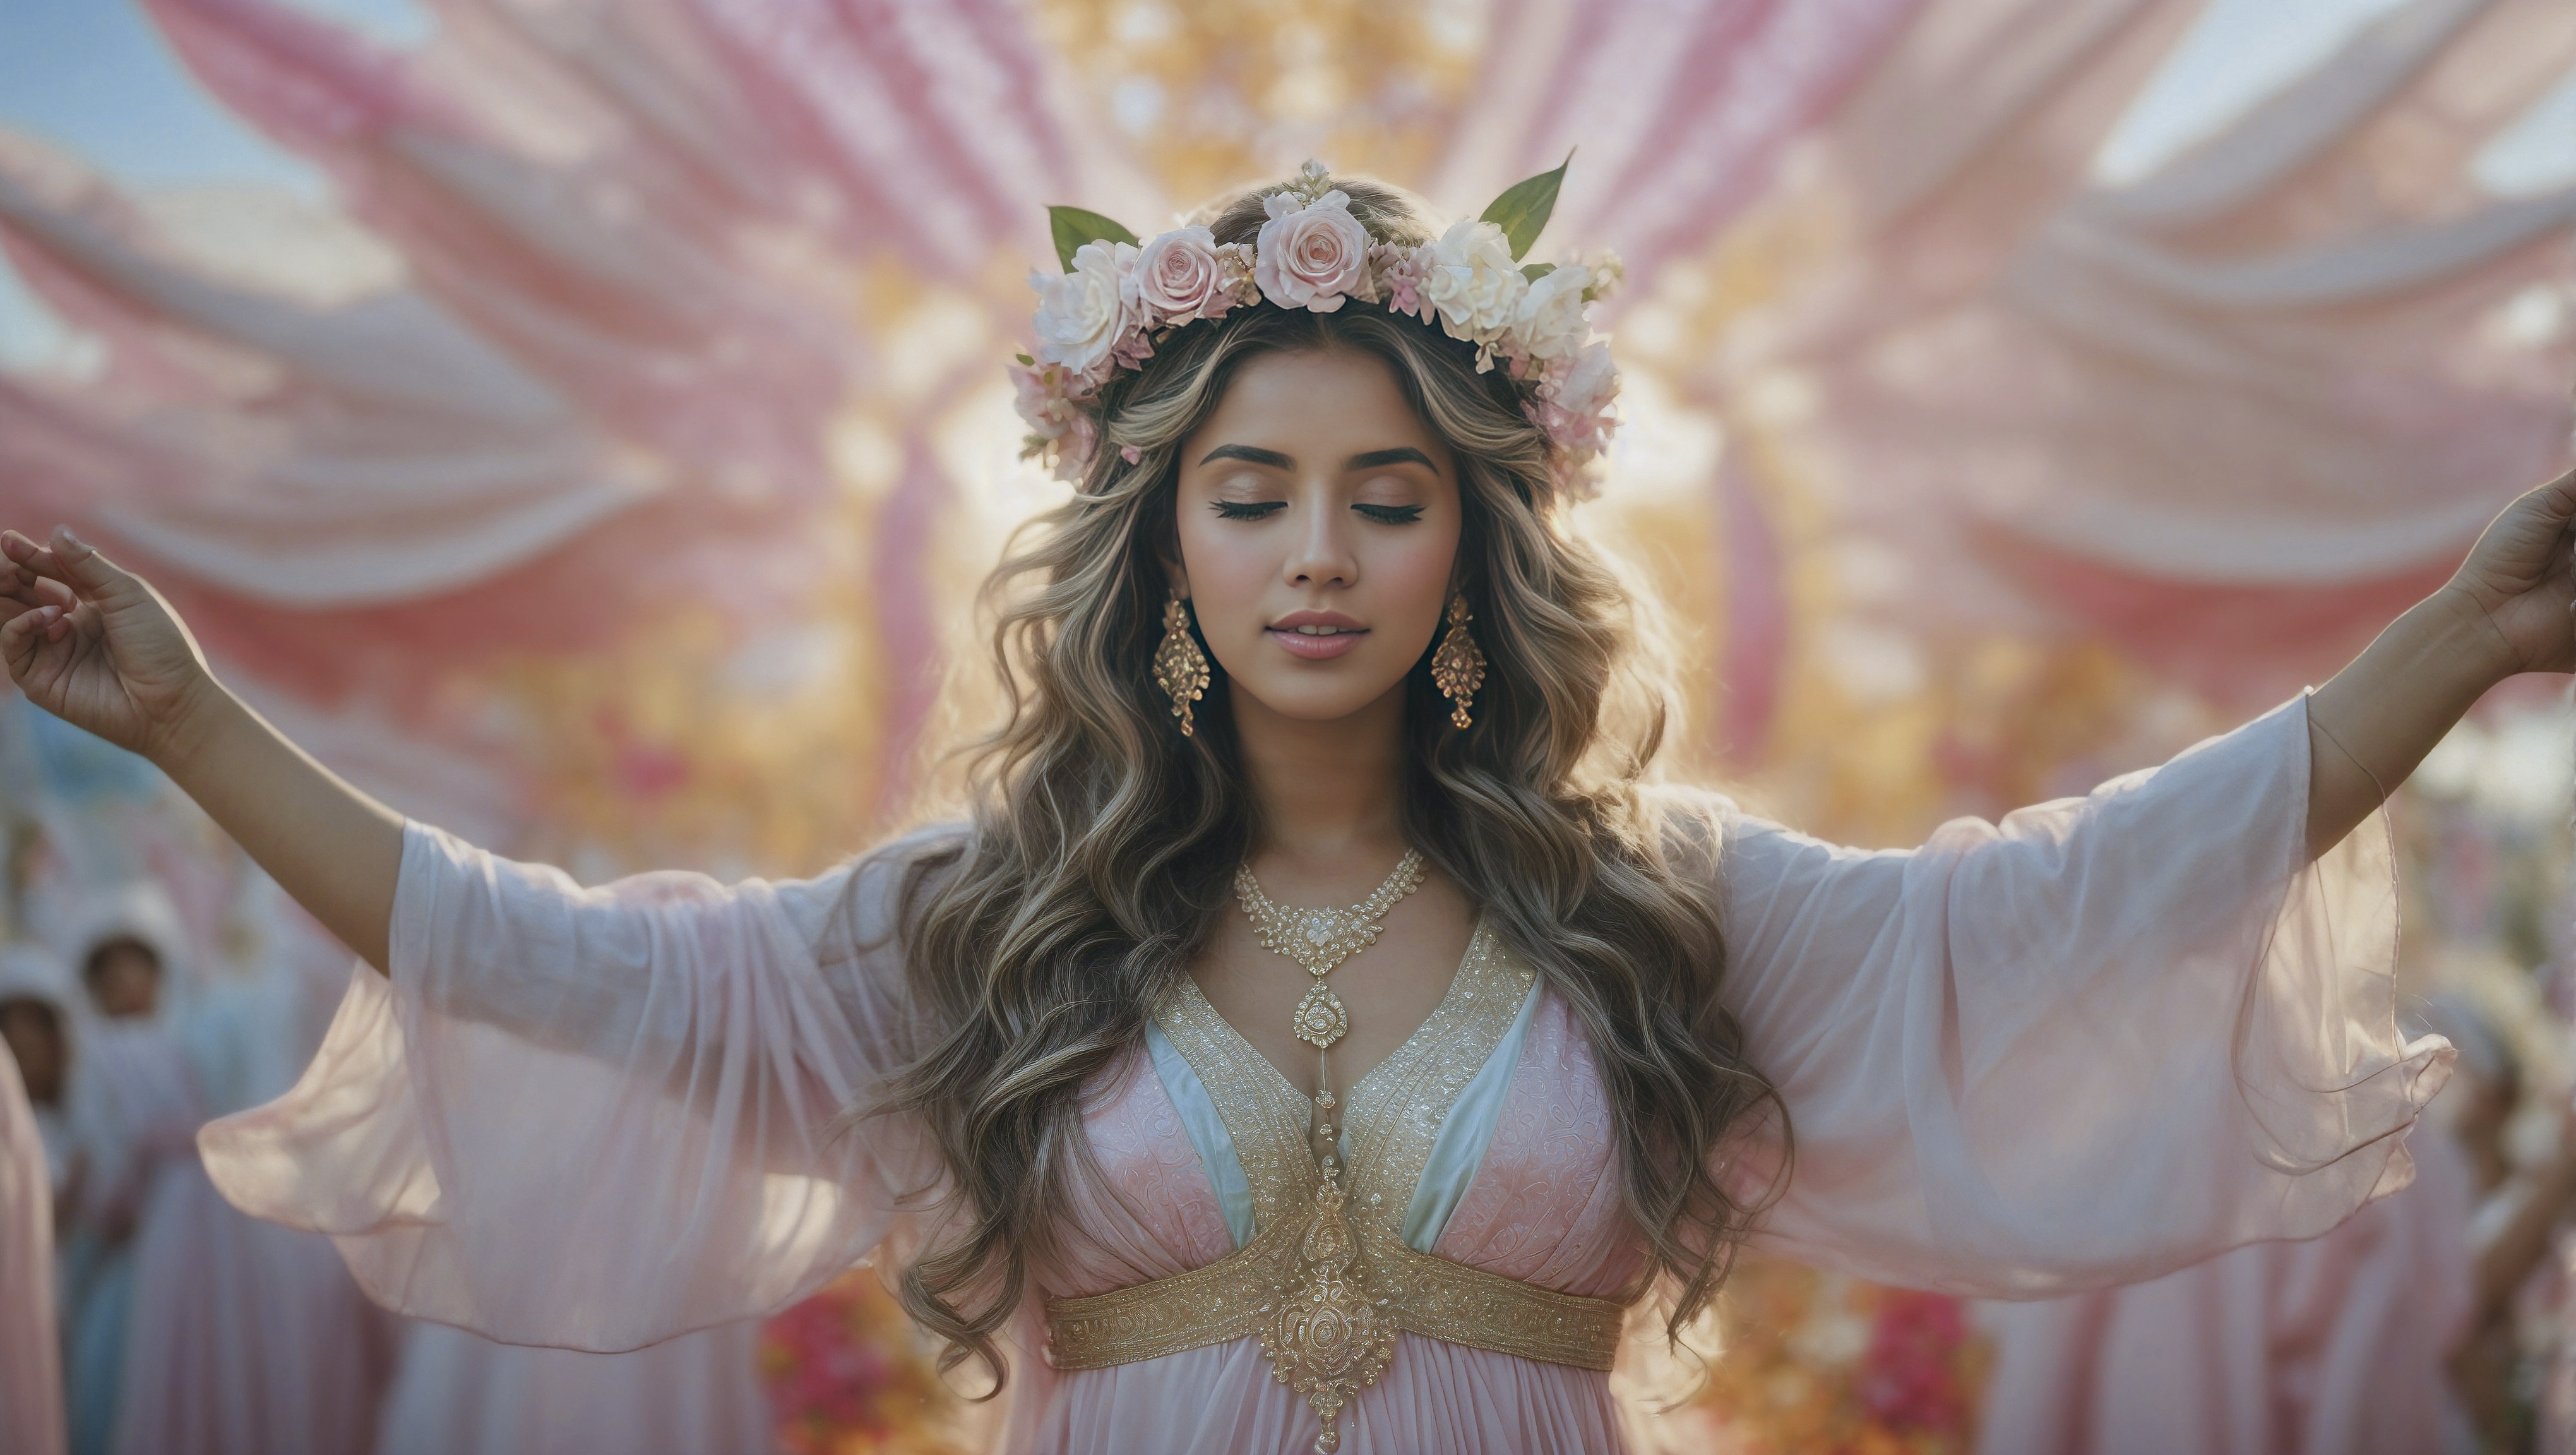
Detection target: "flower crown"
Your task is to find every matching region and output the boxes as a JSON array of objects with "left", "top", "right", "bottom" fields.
[{"left": 1012, "top": 159, "right": 1623, "bottom": 498}]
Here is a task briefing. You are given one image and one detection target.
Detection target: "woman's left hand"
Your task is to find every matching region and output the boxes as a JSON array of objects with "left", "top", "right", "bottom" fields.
[
  {"left": 2439, "top": 466, "right": 2576, "bottom": 678},
  {"left": 2305, "top": 465, "right": 2576, "bottom": 858}
]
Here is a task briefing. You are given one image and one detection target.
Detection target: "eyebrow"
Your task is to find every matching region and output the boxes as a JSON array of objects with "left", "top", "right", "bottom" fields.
[
  {"left": 1198, "top": 444, "right": 1294, "bottom": 469},
  {"left": 1194, "top": 444, "right": 1439, "bottom": 473},
  {"left": 1347, "top": 446, "right": 1436, "bottom": 472}
]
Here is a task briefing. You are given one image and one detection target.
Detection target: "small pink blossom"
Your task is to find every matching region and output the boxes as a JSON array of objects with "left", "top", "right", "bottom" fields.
[
  {"left": 1125, "top": 226, "right": 1234, "bottom": 326},
  {"left": 1214, "top": 242, "right": 1260, "bottom": 308},
  {"left": 1372, "top": 243, "right": 1432, "bottom": 321},
  {"left": 1008, "top": 358, "right": 1083, "bottom": 441},
  {"left": 1527, "top": 340, "right": 1619, "bottom": 496},
  {"left": 1253, "top": 190, "right": 1371, "bottom": 312},
  {"left": 1052, "top": 413, "right": 1099, "bottom": 482}
]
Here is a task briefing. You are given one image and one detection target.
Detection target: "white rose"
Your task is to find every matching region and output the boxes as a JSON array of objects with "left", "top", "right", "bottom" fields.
[
  {"left": 1510, "top": 263, "right": 1592, "bottom": 362},
  {"left": 1420, "top": 218, "right": 1527, "bottom": 347},
  {"left": 1029, "top": 239, "right": 1137, "bottom": 380}
]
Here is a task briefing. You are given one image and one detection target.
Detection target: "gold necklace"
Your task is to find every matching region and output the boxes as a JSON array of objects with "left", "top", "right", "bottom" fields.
[
  {"left": 1232, "top": 847, "right": 1426, "bottom": 1453},
  {"left": 1235, "top": 848, "right": 1427, "bottom": 1084}
]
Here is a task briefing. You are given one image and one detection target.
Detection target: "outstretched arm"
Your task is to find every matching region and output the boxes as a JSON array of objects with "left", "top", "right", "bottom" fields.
[
  {"left": 0, "top": 527, "right": 401, "bottom": 971},
  {"left": 2305, "top": 467, "right": 2576, "bottom": 859}
]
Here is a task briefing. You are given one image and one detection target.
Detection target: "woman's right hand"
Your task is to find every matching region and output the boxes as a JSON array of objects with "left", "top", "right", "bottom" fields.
[
  {"left": 0, "top": 526, "right": 218, "bottom": 763},
  {"left": 1, "top": 524, "right": 404, "bottom": 971}
]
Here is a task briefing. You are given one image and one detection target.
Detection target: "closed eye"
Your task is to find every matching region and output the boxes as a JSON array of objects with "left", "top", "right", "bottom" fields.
[
  {"left": 1354, "top": 503, "right": 1424, "bottom": 524},
  {"left": 1212, "top": 500, "right": 1285, "bottom": 521}
]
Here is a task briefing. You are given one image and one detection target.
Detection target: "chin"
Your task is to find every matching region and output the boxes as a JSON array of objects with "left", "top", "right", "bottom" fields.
[{"left": 1232, "top": 675, "right": 1407, "bottom": 724}]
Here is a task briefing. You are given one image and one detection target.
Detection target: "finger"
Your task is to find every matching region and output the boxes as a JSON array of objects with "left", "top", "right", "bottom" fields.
[
  {"left": 1, "top": 531, "right": 71, "bottom": 590},
  {"left": 2532, "top": 466, "right": 2576, "bottom": 520},
  {"left": 46, "top": 526, "right": 138, "bottom": 602},
  {"left": 0, "top": 602, "right": 60, "bottom": 674},
  {"left": 0, "top": 570, "right": 72, "bottom": 610}
]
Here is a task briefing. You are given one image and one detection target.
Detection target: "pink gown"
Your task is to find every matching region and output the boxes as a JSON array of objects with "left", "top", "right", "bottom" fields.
[
  {"left": 0, "top": 1043, "right": 64, "bottom": 1455},
  {"left": 201, "top": 697, "right": 2450, "bottom": 1452}
]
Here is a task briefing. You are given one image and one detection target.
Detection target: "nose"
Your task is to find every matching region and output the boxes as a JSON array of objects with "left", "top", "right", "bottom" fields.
[{"left": 1283, "top": 496, "right": 1357, "bottom": 590}]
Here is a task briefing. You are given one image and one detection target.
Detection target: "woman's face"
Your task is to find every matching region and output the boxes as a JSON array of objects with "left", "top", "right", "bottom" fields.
[
  {"left": 0, "top": 998, "right": 63, "bottom": 1105},
  {"left": 84, "top": 938, "right": 160, "bottom": 1020},
  {"left": 1170, "top": 347, "right": 1461, "bottom": 728}
]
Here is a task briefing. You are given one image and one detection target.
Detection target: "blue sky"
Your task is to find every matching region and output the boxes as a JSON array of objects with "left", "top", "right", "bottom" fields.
[{"left": 0, "top": 0, "right": 2568, "bottom": 368}]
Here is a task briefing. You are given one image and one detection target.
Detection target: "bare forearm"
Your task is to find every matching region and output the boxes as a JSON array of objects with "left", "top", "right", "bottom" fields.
[
  {"left": 2303, "top": 589, "right": 2514, "bottom": 859},
  {"left": 152, "top": 680, "right": 403, "bottom": 972}
]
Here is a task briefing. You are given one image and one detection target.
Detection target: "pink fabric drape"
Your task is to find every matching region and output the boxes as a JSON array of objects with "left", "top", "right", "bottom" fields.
[{"left": 0, "top": 1047, "right": 64, "bottom": 1455}]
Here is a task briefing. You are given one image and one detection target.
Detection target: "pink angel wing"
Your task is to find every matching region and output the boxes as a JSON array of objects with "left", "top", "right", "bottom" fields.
[
  {"left": 0, "top": 0, "right": 1111, "bottom": 824},
  {"left": 1423, "top": 0, "right": 1931, "bottom": 285},
  {"left": 1777, "top": 0, "right": 2576, "bottom": 706}
]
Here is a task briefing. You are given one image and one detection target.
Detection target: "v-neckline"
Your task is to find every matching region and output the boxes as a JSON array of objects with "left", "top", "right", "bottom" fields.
[{"left": 1184, "top": 916, "right": 1492, "bottom": 1113}]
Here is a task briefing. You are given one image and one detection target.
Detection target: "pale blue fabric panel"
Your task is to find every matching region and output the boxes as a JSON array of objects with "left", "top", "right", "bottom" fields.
[
  {"left": 1144, "top": 976, "right": 1541, "bottom": 1255},
  {"left": 1401, "top": 977, "right": 1540, "bottom": 1251},
  {"left": 1145, "top": 1020, "right": 1256, "bottom": 1248}
]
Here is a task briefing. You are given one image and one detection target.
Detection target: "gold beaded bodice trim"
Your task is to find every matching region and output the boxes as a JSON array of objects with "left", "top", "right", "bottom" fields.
[{"left": 1044, "top": 926, "right": 1630, "bottom": 1402}]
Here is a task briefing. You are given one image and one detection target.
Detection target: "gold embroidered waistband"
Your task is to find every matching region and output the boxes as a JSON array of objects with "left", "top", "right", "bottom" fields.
[{"left": 1044, "top": 1221, "right": 1626, "bottom": 1374}]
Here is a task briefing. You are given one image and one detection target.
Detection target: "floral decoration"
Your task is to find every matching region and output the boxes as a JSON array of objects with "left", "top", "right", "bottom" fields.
[
  {"left": 760, "top": 1269, "right": 981, "bottom": 1455},
  {"left": 1653, "top": 1258, "right": 1990, "bottom": 1455},
  {"left": 1014, "top": 159, "right": 1622, "bottom": 496}
]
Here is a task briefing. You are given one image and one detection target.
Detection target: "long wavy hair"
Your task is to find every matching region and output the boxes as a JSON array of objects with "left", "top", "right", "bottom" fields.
[{"left": 859, "top": 174, "right": 1785, "bottom": 1389}]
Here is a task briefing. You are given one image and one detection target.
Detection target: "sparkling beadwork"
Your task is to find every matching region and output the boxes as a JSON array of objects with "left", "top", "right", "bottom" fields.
[
  {"left": 1234, "top": 851, "right": 1426, "bottom": 978},
  {"left": 1294, "top": 983, "right": 1349, "bottom": 1049}
]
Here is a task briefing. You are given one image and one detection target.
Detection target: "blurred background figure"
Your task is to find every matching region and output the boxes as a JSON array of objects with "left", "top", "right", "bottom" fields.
[
  {"left": 56, "top": 888, "right": 200, "bottom": 1455},
  {"left": 105, "top": 869, "right": 397, "bottom": 1455},
  {"left": 1, "top": 0, "right": 2573, "bottom": 1450},
  {"left": 0, "top": 942, "right": 78, "bottom": 1231}
]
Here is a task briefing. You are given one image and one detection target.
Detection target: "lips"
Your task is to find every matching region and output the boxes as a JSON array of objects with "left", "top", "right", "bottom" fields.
[{"left": 1267, "top": 609, "right": 1366, "bottom": 660}]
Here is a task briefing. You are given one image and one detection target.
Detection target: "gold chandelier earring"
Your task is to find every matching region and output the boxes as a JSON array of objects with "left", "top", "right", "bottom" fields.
[
  {"left": 1154, "top": 591, "right": 1212, "bottom": 736},
  {"left": 1429, "top": 594, "right": 1486, "bottom": 729}
]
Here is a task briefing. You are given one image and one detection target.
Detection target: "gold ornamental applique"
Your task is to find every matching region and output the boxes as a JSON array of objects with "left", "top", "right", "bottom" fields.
[{"left": 1258, "top": 1166, "right": 1395, "bottom": 1453}]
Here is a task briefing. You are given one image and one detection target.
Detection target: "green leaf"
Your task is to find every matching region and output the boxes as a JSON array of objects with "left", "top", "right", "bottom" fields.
[
  {"left": 1479, "top": 152, "right": 1571, "bottom": 261},
  {"left": 1048, "top": 206, "right": 1140, "bottom": 272},
  {"left": 1520, "top": 262, "right": 1556, "bottom": 283}
]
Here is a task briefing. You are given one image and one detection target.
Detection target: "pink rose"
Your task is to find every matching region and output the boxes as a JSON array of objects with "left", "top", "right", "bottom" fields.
[
  {"left": 1125, "top": 226, "right": 1234, "bottom": 326},
  {"left": 1253, "top": 190, "right": 1371, "bottom": 313}
]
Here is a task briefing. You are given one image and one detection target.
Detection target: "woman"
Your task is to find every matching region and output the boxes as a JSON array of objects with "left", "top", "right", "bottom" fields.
[{"left": 0, "top": 165, "right": 2561, "bottom": 1454}]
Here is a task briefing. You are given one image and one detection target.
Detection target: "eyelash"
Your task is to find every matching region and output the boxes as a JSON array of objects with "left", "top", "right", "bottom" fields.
[{"left": 1207, "top": 502, "right": 1424, "bottom": 524}]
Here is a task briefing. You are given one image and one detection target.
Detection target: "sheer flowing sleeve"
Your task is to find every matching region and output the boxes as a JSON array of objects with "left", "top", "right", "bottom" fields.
[
  {"left": 1708, "top": 695, "right": 2452, "bottom": 1298},
  {"left": 198, "top": 819, "right": 956, "bottom": 1351}
]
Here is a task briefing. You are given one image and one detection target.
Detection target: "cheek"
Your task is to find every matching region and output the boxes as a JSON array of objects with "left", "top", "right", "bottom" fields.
[{"left": 1174, "top": 513, "right": 1272, "bottom": 634}]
